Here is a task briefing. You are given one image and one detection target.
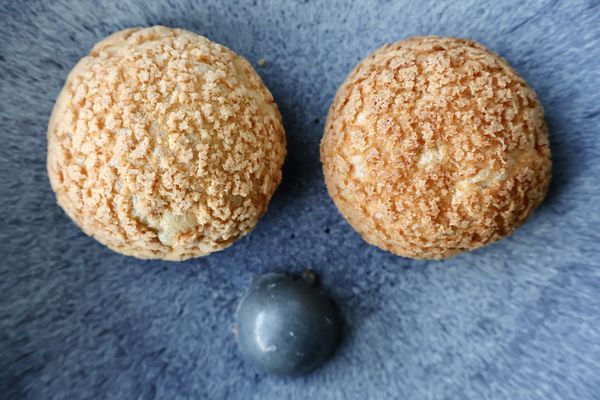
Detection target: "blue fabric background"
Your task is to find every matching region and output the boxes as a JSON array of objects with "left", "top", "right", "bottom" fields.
[{"left": 1, "top": 0, "right": 599, "bottom": 399}]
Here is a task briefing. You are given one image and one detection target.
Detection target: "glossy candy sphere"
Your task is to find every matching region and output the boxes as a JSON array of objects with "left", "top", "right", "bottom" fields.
[{"left": 235, "top": 273, "right": 340, "bottom": 375}]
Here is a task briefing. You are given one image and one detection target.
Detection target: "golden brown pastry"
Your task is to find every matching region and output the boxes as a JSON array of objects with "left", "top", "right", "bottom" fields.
[
  {"left": 47, "top": 26, "right": 286, "bottom": 260},
  {"left": 321, "top": 36, "right": 551, "bottom": 259}
]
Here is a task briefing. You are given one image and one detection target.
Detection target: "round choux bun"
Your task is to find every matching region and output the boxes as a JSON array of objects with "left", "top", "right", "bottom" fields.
[
  {"left": 321, "top": 36, "right": 551, "bottom": 259},
  {"left": 47, "top": 26, "right": 286, "bottom": 260}
]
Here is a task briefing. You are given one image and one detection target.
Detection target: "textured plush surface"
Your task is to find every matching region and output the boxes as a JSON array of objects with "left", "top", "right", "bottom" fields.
[{"left": 1, "top": 0, "right": 599, "bottom": 399}]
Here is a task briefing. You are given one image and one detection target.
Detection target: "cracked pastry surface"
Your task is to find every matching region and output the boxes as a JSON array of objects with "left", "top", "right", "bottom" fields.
[
  {"left": 47, "top": 26, "right": 286, "bottom": 260},
  {"left": 321, "top": 36, "right": 551, "bottom": 259}
]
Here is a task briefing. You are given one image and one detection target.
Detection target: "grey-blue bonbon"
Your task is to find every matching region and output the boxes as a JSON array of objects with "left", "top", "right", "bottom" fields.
[{"left": 235, "top": 273, "right": 340, "bottom": 375}]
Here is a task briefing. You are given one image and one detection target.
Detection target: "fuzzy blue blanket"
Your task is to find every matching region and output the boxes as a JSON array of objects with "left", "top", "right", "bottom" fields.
[{"left": 1, "top": 0, "right": 599, "bottom": 399}]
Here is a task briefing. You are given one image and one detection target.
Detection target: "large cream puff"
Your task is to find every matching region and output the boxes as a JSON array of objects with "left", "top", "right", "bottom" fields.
[
  {"left": 321, "top": 36, "right": 551, "bottom": 259},
  {"left": 48, "top": 26, "right": 286, "bottom": 260}
]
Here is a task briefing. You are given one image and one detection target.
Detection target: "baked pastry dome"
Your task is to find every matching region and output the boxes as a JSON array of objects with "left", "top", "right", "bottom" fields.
[
  {"left": 47, "top": 26, "right": 286, "bottom": 260},
  {"left": 321, "top": 36, "right": 551, "bottom": 259}
]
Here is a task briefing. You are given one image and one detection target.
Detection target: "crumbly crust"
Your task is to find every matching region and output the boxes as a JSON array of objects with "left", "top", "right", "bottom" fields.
[
  {"left": 321, "top": 36, "right": 551, "bottom": 259},
  {"left": 47, "top": 26, "right": 286, "bottom": 260}
]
